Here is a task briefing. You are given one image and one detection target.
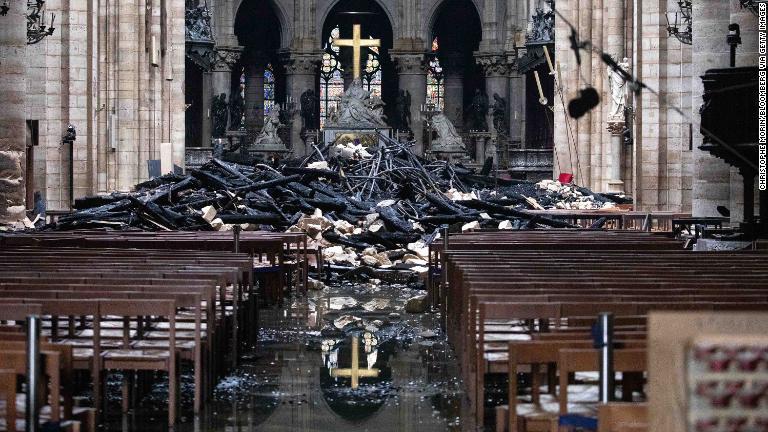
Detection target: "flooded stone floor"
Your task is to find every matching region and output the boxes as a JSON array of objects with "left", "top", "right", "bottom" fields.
[{"left": 102, "top": 278, "right": 471, "bottom": 431}]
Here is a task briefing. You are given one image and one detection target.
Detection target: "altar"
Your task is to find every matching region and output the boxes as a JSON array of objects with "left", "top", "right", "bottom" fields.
[
  {"left": 319, "top": 24, "right": 394, "bottom": 149},
  {"left": 322, "top": 128, "right": 392, "bottom": 147}
]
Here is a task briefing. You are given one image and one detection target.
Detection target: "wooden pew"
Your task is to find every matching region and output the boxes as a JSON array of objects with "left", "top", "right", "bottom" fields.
[{"left": 435, "top": 231, "right": 768, "bottom": 431}]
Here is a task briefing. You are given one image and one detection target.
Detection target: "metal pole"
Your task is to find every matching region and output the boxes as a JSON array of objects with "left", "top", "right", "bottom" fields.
[
  {"left": 233, "top": 224, "right": 241, "bottom": 254},
  {"left": 598, "top": 312, "right": 615, "bottom": 403},
  {"left": 68, "top": 141, "right": 74, "bottom": 209},
  {"left": 441, "top": 225, "right": 450, "bottom": 324},
  {"left": 441, "top": 224, "right": 450, "bottom": 288},
  {"left": 26, "top": 315, "right": 41, "bottom": 432}
]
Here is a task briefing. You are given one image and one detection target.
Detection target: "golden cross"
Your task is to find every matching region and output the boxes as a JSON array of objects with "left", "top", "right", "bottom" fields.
[
  {"left": 330, "top": 336, "right": 379, "bottom": 389},
  {"left": 334, "top": 24, "right": 381, "bottom": 80}
]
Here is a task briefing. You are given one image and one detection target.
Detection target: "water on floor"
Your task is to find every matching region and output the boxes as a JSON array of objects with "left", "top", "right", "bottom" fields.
[{"left": 102, "top": 278, "right": 469, "bottom": 431}]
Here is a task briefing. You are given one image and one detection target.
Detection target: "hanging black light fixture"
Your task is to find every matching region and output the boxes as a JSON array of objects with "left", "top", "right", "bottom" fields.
[
  {"left": 567, "top": 87, "right": 600, "bottom": 120},
  {"left": 27, "top": 0, "right": 56, "bottom": 45},
  {"left": 1, "top": 1, "right": 9, "bottom": 16},
  {"left": 665, "top": 0, "right": 692, "bottom": 45}
]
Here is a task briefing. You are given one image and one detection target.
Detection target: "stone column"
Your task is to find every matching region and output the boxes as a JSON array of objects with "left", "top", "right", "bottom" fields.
[
  {"left": 508, "top": 70, "right": 524, "bottom": 149},
  {"left": 476, "top": 52, "right": 512, "bottom": 141},
  {"left": 201, "top": 72, "right": 213, "bottom": 147},
  {"left": 0, "top": 5, "right": 27, "bottom": 222},
  {"left": 211, "top": 45, "right": 243, "bottom": 112},
  {"left": 244, "top": 54, "right": 266, "bottom": 133},
  {"left": 392, "top": 52, "right": 428, "bottom": 155},
  {"left": 283, "top": 52, "right": 320, "bottom": 158},
  {"left": 440, "top": 54, "right": 464, "bottom": 129},
  {"left": 691, "top": 1, "right": 731, "bottom": 217},
  {"left": 606, "top": 121, "right": 625, "bottom": 193}
]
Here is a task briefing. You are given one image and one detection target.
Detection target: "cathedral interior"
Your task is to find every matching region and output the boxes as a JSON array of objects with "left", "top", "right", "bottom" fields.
[{"left": 0, "top": 0, "right": 766, "bottom": 431}]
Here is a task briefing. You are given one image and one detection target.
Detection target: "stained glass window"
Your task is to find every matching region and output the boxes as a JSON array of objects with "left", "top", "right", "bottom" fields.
[
  {"left": 264, "top": 63, "right": 276, "bottom": 123},
  {"left": 363, "top": 40, "right": 382, "bottom": 98},
  {"left": 320, "top": 26, "right": 344, "bottom": 129},
  {"left": 237, "top": 67, "right": 246, "bottom": 128},
  {"left": 426, "top": 37, "right": 445, "bottom": 111}
]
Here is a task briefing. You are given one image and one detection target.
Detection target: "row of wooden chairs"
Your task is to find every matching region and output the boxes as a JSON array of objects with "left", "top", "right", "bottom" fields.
[
  {"left": 0, "top": 229, "right": 311, "bottom": 303},
  {"left": 0, "top": 245, "right": 254, "bottom": 429},
  {"left": 436, "top": 230, "right": 768, "bottom": 432}
]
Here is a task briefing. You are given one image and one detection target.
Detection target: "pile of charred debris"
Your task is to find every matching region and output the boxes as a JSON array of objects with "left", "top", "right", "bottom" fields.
[{"left": 45, "top": 139, "right": 628, "bottom": 274}]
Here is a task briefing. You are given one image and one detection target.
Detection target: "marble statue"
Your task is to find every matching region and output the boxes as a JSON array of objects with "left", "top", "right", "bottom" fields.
[
  {"left": 326, "top": 78, "right": 387, "bottom": 128},
  {"left": 431, "top": 113, "right": 466, "bottom": 151},
  {"left": 607, "top": 57, "right": 630, "bottom": 119},
  {"left": 254, "top": 109, "right": 285, "bottom": 148},
  {"left": 212, "top": 93, "right": 229, "bottom": 138}
]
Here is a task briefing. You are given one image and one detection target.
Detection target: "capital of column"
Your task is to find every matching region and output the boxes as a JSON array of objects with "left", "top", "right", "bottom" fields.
[
  {"left": 607, "top": 119, "right": 625, "bottom": 135},
  {"left": 391, "top": 51, "right": 428, "bottom": 75},
  {"left": 212, "top": 45, "right": 244, "bottom": 72},
  {"left": 279, "top": 51, "right": 322, "bottom": 75},
  {"left": 474, "top": 52, "right": 515, "bottom": 77}
]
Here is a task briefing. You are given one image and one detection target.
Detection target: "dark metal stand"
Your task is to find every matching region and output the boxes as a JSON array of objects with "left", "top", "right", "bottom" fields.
[
  {"left": 597, "top": 312, "right": 615, "bottom": 403},
  {"left": 26, "top": 315, "right": 41, "bottom": 432}
]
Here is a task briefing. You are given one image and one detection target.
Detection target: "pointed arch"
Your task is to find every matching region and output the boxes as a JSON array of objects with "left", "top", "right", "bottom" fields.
[
  {"left": 317, "top": 0, "right": 397, "bottom": 47},
  {"left": 234, "top": 0, "right": 291, "bottom": 48},
  {"left": 424, "top": 0, "right": 483, "bottom": 49}
]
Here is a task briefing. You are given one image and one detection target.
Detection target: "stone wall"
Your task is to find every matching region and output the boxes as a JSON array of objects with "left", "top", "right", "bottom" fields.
[
  {"left": 22, "top": 0, "right": 186, "bottom": 211},
  {"left": 635, "top": 0, "right": 693, "bottom": 213},
  {"left": 554, "top": 0, "right": 695, "bottom": 213},
  {"left": 0, "top": 3, "right": 27, "bottom": 222}
]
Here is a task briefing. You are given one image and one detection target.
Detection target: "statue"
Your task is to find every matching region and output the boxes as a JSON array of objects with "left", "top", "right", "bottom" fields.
[
  {"left": 300, "top": 89, "right": 318, "bottom": 130},
  {"left": 527, "top": 7, "right": 555, "bottom": 43},
  {"left": 492, "top": 93, "right": 507, "bottom": 135},
  {"left": 466, "top": 89, "right": 488, "bottom": 131},
  {"left": 607, "top": 57, "right": 630, "bottom": 119},
  {"left": 395, "top": 89, "right": 412, "bottom": 131},
  {"left": 431, "top": 113, "right": 466, "bottom": 151},
  {"left": 230, "top": 91, "right": 244, "bottom": 130},
  {"left": 211, "top": 93, "right": 229, "bottom": 138},
  {"left": 326, "top": 78, "right": 388, "bottom": 128},
  {"left": 254, "top": 109, "right": 285, "bottom": 148},
  {"left": 369, "top": 95, "right": 387, "bottom": 122}
]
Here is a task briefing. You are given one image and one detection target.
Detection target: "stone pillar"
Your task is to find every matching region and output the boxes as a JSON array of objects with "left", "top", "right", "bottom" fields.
[
  {"left": 283, "top": 52, "right": 320, "bottom": 158},
  {"left": 476, "top": 52, "right": 512, "bottom": 134},
  {"left": 201, "top": 72, "right": 213, "bottom": 147},
  {"left": 0, "top": 5, "right": 26, "bottom": 222},
  {"left": 440, "top": 54, "right": 464, "bottom": 129},
  {"left": 244, "top": 59, "right": 266, "bottom": 133},
  {"left": 392, "top": 52, "right": 428, "bottom": 155},
  {"left": 508, "top": 70, "right": 524, "bottom": 149},
  {"left": 691, "top": 1, "right": 731, "bottom": 217},
  {"left": 606, "top": 121, "right": 625, "bottom": 193},
  {"left": 211, "top": 45, "right": 243, "bottom": 112}
]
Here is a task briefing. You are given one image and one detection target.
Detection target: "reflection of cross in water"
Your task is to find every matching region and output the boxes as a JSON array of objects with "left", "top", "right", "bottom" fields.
[{"left": 330, "top": 336, "right": 379, "bottom": 389}]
